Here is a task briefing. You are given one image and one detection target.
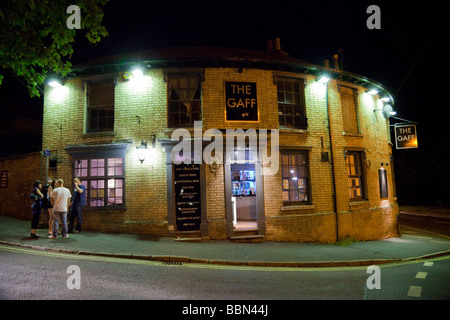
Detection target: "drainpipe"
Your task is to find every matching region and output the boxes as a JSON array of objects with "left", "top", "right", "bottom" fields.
[{"left": 325, "top": 81, "right": 339, "bottom": 242}]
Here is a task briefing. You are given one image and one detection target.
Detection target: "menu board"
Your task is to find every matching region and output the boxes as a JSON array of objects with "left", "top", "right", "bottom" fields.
[{"left": 174, "top": 164, "right": 201, "bottom": 231}]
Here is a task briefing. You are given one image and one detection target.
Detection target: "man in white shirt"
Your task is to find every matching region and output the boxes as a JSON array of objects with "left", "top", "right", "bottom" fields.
[{"left": 50, "top": 179, "right": 72, "bottom": 239}]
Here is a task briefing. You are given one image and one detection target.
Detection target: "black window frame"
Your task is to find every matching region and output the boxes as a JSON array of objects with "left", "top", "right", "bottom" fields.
[
  {"left": 281, "top": 150, "right": 311, "bottom": 204},
  {"left": 277, "top": 77, "right": 307, "bottom": 129},
  {"left": 86, "top": 78, "right": 115, "bottom": 133}
]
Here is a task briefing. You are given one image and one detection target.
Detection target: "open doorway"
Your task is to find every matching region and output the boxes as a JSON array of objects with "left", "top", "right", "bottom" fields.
[{"left": 231, "top": 163, "right": 257, "bottom": 230}]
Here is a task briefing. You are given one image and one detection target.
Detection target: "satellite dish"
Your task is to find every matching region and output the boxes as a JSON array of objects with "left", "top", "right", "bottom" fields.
[{"left": 382, "top": 104, "right": 394, "bottom": 119}]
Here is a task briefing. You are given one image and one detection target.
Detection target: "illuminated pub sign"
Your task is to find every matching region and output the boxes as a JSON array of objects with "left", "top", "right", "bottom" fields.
[
  {"left": 395, "top": 124, "right": 418, "bottom": 149},
  {"left": 225, "top": 81, "right": 258, "bottom": 121}
]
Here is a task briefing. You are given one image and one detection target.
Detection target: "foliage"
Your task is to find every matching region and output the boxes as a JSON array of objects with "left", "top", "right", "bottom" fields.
[{"left": 0, "top": 0, "right": 108, "bottom": 97}]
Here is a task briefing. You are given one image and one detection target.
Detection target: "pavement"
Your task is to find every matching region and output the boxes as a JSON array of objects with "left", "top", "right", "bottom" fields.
[{"left": 0, "top": 208, "right": 449, "bottom": 268}]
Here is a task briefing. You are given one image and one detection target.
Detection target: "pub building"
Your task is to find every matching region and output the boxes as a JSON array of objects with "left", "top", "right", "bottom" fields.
[{"left": 42, "top": 39, "right": 399, "bottom": 242}]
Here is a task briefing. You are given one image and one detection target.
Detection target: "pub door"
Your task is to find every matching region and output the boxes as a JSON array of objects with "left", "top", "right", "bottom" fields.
[{"left": 230, "top": 163, "right": 257, "bottom": 229}]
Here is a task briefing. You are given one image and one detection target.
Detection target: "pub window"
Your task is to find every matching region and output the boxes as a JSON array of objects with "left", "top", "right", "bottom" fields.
[
  {"left": 346, "top": 151, "right": 366, "bottom": 200},
  {"left": 281, "top": 150, "right": 311, "bottom": 203},
  {"left": 277, "top": 78, "right": 307, "bottom": 129},
  {"left": 74, "top": 157, "right": 124, "bottom": 208},
  {"left": 87, "top": 79, "right": 115, "bottom": 132},
  {"left": 339, "top": 85, "right": 359, "bottom": 134},
  {"left": 168, "top": 73, "right": 201, "bottom": 127}
]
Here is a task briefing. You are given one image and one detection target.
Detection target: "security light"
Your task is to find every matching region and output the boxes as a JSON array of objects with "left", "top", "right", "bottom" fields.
[
  {"left": 318, "top": 75, "right": 330, "bottom": 83},
  {"left": 49, "top": 80, "right": 63, "bottom": 88},
  {"left": 367, "top": 89, "right": 378, "bottom": 95},
  {"left": 380, "top": 97, "right": 390, "bottom": 102},
  {"left": 132, "top": 68, "right": 144, "bottom": 78}
]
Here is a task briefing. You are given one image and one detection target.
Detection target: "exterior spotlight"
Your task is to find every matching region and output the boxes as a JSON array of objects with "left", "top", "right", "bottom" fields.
[
  {"left": 318, "top": 75, "right": 330, "bottom": 83},
  {"left": 380, "top": 97, "right": 390, "bottom": 102},
  {"left": 367, "top": 89, "right": 378, "bottom": 95},
  {"left": 49, "top": 80, "right": 63, "bottom": 88},
  {"left": 136, "top": 140, "right": 148, "bottom": 164},
  {"left": 132, "top": 68, "right": 144, "bottom": 78}
]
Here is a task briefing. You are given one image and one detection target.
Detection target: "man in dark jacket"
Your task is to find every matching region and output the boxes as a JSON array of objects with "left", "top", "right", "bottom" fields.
[{"left": 68, "top": 177, "right": 86, "bottom": 233}]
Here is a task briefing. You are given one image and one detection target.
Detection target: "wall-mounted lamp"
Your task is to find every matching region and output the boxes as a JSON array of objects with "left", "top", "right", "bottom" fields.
[
  {"left": 380, "top": 97, "right": 391, "bottom": 102},
  {"left": 136, "top": 140, "right": 148, "bottom": 164},
  {"left": 367, "top": 89, "right": 378, "bottom": 95}
]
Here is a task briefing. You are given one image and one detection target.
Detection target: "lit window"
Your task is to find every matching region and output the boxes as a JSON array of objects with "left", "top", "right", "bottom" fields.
[
  {"left": 346, "top": 152, "right": 366, "bottom": 200},
  {"left": 168, "top": 74, "right": 201, "bottom": 127},
  {"left": 74, "top": 156, "right": 125, "bottom": 208},
  {"left": 281, "top": 151, "right": 310, "bottom": 203}
]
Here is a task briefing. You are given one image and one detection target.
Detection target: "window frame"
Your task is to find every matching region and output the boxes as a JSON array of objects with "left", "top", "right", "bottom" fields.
[
  {"left": 339, "top": 84, "right": 360, "bottom": 134},
  {"left": 277, "top": 77, "right": 307, "bottom": 129},
  {"left": 281, "top": 150, "right": 311, "bottom": 205},
  {"left": 68, "top": 145, "right": 128, "bottom": 210},
  {"left": 86, "top": 78, "right": 115, "bottom": 133},
  {"left": 167, "top": 73, "right": 202, "bottom": 128},
  {"left": 346, "top": 151, "right": 367, "bottom": 201}
]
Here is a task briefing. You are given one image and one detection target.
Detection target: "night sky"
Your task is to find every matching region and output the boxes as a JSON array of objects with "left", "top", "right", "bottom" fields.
[{"left": 0, "top": 0, "right": 448, "bottom": 205}]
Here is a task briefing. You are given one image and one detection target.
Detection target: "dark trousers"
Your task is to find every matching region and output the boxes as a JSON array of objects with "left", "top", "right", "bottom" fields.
[
  {"left": 31, "top": 210, "right": 41, "bottom": 229},
  {"left": 68, "top": 205, "right": 83, "bottom": 232}
]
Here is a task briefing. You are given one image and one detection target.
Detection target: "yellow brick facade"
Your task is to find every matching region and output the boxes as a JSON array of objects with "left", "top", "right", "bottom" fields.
[{"left": 39, "top": 51, "right": 399, "bottom": 243}]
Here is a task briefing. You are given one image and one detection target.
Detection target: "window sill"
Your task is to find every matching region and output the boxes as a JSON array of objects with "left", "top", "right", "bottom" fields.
[
  {"left": 342, "top": 132, "right": 363, "bottom": 138},
  {"left": 279, "top": 127, "right": 309, "bottom": 134},
  {"left": 85, "top": 206, "right": 126, "bottom": 211},
  {"left": 349, "top": 200, "right": 369, "bottom": 211},
  {"left": 83, "top": 131, "right": 115, "bottom": 138},
  {"left": 281, "top": 204, "right": 315, "bottom": 212}
]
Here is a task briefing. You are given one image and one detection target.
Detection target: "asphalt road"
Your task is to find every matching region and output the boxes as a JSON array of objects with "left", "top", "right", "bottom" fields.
[
  {"left": 0, "top": 244, "right": 448, "bottom": 303},
  {"left": 399, "top": 212, "right": 450, "bottom": 237}
]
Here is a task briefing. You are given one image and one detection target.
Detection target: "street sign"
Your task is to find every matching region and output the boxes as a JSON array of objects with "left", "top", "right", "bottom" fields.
[
  {"left": 394, "top": 124, "right": 418, "bottom": 149},
  {"left": 44, "top": 149, "right": 51, "bottom": 157}
]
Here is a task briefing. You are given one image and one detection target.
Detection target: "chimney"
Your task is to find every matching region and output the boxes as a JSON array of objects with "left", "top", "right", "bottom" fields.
[
  {"left": 333, "top": 54, "right": 339, "bottom": 70},
  {"left": 274, "top": 37, "right": 281, "bottom": 52},
  {"left": 266, "top": 39, "right": 273, "bottom": 52},
  {"left": 323, "top": 59, "right": 330, "bottom": 68}
]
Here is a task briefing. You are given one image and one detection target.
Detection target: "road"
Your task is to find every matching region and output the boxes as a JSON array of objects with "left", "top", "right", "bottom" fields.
[
  {"left": 399, "top": 211, "right": 450, "bottom": 237},
  {"left": 0, "top": 244, "right": 448, "bottom": 303}
]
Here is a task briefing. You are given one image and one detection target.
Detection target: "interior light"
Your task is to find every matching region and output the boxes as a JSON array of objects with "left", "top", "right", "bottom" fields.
[
  {"left": 318, "top": 75, "right": 330, "bottom": 83},
  {"left": 368, "top": 89, "right": 378, "bottom": 95},
  {"left": 49, "top": 80, "right": 63, "bottom": 88}
]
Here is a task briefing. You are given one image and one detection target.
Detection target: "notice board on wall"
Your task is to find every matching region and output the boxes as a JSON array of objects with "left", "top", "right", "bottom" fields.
[{"left": 174, "top": 164, "right": 201, "bottom": 231}]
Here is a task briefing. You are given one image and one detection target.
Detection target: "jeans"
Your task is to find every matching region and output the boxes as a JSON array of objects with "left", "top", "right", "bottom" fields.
[
  {"left": 52, "top": 211, "right": 68, "bottom": 238},
  {"left": 68, "top": 205, "right": 83, "bottom": 232}
]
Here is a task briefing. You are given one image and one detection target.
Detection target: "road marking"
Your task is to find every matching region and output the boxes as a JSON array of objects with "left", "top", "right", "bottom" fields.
[
  {"left": 423, "top": 261, "right": 433, "bottom": 267},
  {"left": 407, "top": 286, "right": 422, "bottom": 297},
  {"left": 415, "top": 272, "right": 427, "bottom": 279}
]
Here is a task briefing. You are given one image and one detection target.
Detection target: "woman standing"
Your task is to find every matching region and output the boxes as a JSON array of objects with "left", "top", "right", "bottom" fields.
[
  {"left": 30, "top": 180, "right": 44, "bottom": 238},
  {"left": 42, "top": 178, "right": 54, "bottom": 235}
]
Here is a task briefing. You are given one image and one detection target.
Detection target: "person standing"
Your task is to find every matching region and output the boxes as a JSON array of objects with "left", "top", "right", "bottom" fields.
[
  {"left": 30, "top": 180, "right": 44, "bottom": 238},
  {"left": 42, "top": 178, "right": 54, "bottom": 235},
  {"left": 49, "top": 179, "right": 71, "bottom": 239},
  {"left": 68, "top": 177, "right": 86, "bottom": 234}
]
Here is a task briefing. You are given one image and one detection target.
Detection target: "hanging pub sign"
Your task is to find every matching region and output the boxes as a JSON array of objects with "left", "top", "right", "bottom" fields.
[
  {"left": 174, "top": 163, "right": 201, "bottom": 231},
  {"left": 225, "top": 81, "right": 258, "bottom": 122},
  {"left": 395, "top": 124, "right": 418, "bottom": 149}
]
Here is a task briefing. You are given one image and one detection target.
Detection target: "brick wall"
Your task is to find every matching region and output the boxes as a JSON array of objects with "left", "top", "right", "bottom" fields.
[{"left": 0, "top": 152, "right": 42, "bottom": 221}]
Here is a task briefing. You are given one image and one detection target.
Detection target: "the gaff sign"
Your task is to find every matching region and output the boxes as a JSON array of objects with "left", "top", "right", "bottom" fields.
[
  {"left": 225, "top": 82, "right": 258, "bottom": 122},
  {"left": 395, "top": 125, "right": 418, "bottom": 149}
]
